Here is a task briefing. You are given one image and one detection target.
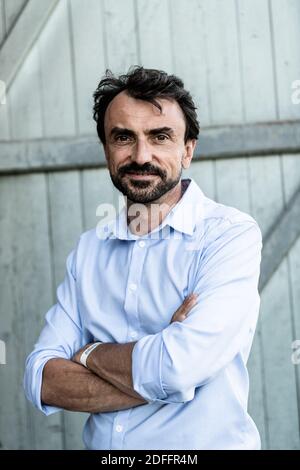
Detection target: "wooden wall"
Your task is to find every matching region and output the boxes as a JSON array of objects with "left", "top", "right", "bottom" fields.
[{"left": 0, "top": 0, "right": 300, "bottom": 449}]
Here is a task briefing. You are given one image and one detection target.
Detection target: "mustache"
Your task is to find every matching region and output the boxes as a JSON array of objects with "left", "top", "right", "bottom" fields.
[{"left": 118, "top": 163, "right": 166, "bottom": 179}]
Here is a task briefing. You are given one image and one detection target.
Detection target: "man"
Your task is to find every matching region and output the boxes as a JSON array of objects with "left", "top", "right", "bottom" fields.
[{"left": 24, "top": 66, "right": 262, "bottom": 450}]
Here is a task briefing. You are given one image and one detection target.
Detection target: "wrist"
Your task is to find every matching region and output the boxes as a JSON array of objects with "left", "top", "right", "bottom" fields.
[{"left": 80, "top": 342, "right": 102, "bottom": 368}]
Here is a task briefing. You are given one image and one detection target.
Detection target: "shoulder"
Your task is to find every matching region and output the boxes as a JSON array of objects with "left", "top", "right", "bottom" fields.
[
  {"left": 70, "top": 226, "right": 107, "bottom": 275},
  {"left": 198, "top": 195, "right": 262, "bottom": 251},
  {"left": 78, "top": 226, "right": 100, "bottom": 245}
]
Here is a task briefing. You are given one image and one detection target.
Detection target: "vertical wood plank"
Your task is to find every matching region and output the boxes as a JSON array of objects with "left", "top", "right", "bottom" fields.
[
  {"left": 0, "top": 0, "right": 10, "bottom": 139},
  {"left": 170, "top": 0, "right": 211, "bottom": 127},
  {"left": 1, "top": 2, "right": 64, "bottom": 447},
  {"left": 248, "top": 156, "right": 283, "bottom": 237},
  {"left": 288, "top": 235, "right": 300, "bottom": 341},
  {"left": 185, "top": 160, "right": 216, "bottom": 200},
  {"left": 69, "top": 0, "right": 106, "bottom": 135},
  {"left": 215, "top": 158, "right": 250, "bottom": 213},
  {"left": 281, "top": 154, "right": 300, "bottom": 203},
  {"left": 0, "top": 176, "right": 28, "bottom": 449},
  {"left": 281, "top": 153, "right": 300, "bottom": 448},
  {"left": 81, "top": 168, "right": 117, "bottom": 232},
  {"left": 216, "top": 156, "right": 267, "bottom": 447},
  {"left": 103, "top": 0, "right": 138, "bottom": 74},
  {"left": 237, "top": 0, "right": 276, "bottom": 122},
  {"left": 247, "top": 324, "right": 267, "bottom": 450},
  {"left": 0, "top": 0, "right": 5, "bottom": 44},
  {"left": 247, "top": 156, "right": 280, "bottom": 449},
  {"left": 288, "top": 232, "right": 300, "bottom": 433},
  {"left": 249, "top": 155, "right": 300, "bottom": 449},
  {"left": 38, "top": 0, "right": 76, "bottom": 137},
  {"left": 9, "top": 44, "right": 43, "bottom": 139},
  {"left": 259, "top": 261, "right": 300, "bottom": 449},
  {"left": 136, "top": 0, "right": 173, "bottom": 72},
  {"left": 47, "top": 171, "right": 83, "bottom": 285},
  {"left": 248, "top": 155, "right": 283, "bottom": 450},
  {"left": 201, "top": 0, "right": 243, "bottom": 124},
  {"left": 245, "top": 158, "right": 267, "bottom": 450},
  {"left": 11, "top": 174, "right": 64, "bottom": 449},
  {"left": 0, "top": 85, "right": 9, "bottom": 140},
  {"left": 270, "top": 0, "right": 300, "bottom": 120},
  {"left": 47, "top": 170, "right": 87, "bottom": 449}
]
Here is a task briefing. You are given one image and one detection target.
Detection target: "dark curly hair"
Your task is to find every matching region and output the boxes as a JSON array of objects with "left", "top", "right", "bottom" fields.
[{"left": 93, "top": 66, "right": 200, "bottom": 145}]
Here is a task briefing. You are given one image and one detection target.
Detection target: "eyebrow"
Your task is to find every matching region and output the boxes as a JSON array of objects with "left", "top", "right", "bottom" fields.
[
  {"left": 109, "top": 126, "right": 175, "bottom": 138},
  {"left": 148, "top": 127, "right": 175, "bottom": 136}
]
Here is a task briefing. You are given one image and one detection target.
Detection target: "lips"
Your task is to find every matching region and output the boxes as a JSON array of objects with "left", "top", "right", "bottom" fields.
[{"left": 125, "top": 172, "right": 158, "bottom": 177}]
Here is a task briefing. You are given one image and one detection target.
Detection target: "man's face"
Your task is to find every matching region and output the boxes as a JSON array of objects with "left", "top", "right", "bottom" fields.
[{"left": 103, "top": 91, "right": 196, "bottom": 203}]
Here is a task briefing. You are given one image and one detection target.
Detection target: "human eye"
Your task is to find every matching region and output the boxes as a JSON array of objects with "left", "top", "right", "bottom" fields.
[
  {"left": 114, "top": 134, "right": 133, "bottom": 144},
  {"left": 154, "top": 134, "right": 169, "bottom": 142},
  {"left": 116, "top": 135, "right": 130, "bottom": 141}
]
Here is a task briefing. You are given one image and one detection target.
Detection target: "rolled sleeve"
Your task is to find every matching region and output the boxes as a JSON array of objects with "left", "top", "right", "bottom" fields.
[
  {"left": 132, "top": 219, "right": 262, "bottom": 404},
  {"left": 132, "top": 333, "right": 195, "bottom": 403},
  {"left": 131, "top": 334, "right": 167, "bottom": 403},
  {"left": 23, "top": 246, "right": 85, "bottom": 415},
  {"left": 24, "top": 352, "right": 64, "bottom": 416}
]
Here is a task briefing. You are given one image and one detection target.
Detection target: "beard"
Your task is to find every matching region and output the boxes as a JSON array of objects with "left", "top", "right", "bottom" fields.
[{"left": 109, "top": 162, "right": 182, "bottom": 203}]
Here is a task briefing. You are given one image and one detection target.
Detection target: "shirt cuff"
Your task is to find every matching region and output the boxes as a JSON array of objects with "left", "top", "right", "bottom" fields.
[
  {"left": 131, "top": 333, "right": 168, "bottom": 403},
  {"left": 131, "top": 332, "right": 196, "bottom": 404},
  {"left": 24, "top": 356, "right": 63, "bottom": 416}
]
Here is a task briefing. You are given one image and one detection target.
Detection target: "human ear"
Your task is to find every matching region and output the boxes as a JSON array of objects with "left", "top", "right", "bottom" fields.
[{"left": 182, "top": 139, "right": 197, "bottom": 169}]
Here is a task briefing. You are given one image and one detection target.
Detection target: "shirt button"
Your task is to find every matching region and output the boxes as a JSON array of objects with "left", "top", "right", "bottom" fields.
[
  {"left": 138, "top": 240, "right": 145, "bottom": 248},
  {"left": 116, "top": 425, "right": 123, "bottom": 433},
  {"left": 130, "top": 331, "right": 138, "bottom": 339},
  {"left": 129, "top": 283, "right": 137, "bottom": 291}
]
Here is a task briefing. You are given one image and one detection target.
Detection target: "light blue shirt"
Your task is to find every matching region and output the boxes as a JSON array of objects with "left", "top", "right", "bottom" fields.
[{"left": 24, "top": 178, "right": 263, "bottom": 450}]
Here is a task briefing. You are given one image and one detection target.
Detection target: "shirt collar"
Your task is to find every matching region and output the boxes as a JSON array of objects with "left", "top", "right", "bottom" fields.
[
  {"left": 103, "top": 178, "right": 205, "bottom": 240},
  {"left": 166, "top": 178, "right": 205, "bottom": 236}
]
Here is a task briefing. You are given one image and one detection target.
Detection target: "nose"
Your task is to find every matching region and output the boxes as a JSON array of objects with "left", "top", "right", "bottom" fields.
[{"left": 131, "top": 139, "right": 152, "bottom": 165}]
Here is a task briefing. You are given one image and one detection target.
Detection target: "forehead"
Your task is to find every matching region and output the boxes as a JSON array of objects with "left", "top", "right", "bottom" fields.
[{"left": 104, "top": 91, "right": 186, "bottom": 133}]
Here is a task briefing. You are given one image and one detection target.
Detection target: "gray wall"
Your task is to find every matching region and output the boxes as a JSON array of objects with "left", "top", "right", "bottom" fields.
[{"left": 0, "top": 0, "right": 300, "bottom": 449}]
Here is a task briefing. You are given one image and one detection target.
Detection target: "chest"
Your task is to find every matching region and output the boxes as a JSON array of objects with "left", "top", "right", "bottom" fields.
[{"left": 78, "top": 237, "right": 200, "bottom": 342}]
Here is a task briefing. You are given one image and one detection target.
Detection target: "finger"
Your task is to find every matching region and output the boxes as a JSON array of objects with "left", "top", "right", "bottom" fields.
[
  {"left": 174, "top": 314, "right": 186, "bottom": 323},
  {"left": 180, "top": 294, "right": 198, "bottom": 312},
  {"left": 173, "top": 299, "right": 196, "bottom": 318},
  {"left": 182, "top": 293, "right": 198, "bottom": 305},
  {"left": 171, "top": 301, "right": 197, "bottom": 323},
  {"left": 170, "top": 293, "right": 199, "bottom": 323},
  {"left": 183, "top": 293, "right": 196, "bottom": 302},
  {"left": 170, "top": 313, "right": 185, "bottom": 323}
]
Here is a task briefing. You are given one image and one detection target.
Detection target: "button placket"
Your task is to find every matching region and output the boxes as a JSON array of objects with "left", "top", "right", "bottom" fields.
[
  {"left": 110, "top": 238, "right": 147, "bottom": 449},
  {"left": 124, "top": 240, "right": 148, "bottom": 342},
  {"left": 110, "top": 409, "right": 132, "bottom": 450}
]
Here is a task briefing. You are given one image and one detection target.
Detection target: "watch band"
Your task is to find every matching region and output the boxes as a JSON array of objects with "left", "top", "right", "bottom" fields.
[{"left": 79, "top": 342, "right": 102, "bottom": 368}]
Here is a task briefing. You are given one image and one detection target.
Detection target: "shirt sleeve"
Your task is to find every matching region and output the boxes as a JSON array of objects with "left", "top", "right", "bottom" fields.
[
  {"left": 131, "top": 219, "right": 263, "bottom": 404},
  {"left": 23, "top": 243, "right": 85, "bottom": 415}
]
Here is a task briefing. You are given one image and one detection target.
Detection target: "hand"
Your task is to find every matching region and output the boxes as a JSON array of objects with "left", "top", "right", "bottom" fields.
[
  {"left": 170, "top": 293, "right": 198, "bottom": 324},
  {"left": 72, "top": 293, "right": 198, "bottom": 364}
]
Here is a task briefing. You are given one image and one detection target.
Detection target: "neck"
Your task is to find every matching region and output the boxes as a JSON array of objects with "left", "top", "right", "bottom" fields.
[{"left": 127, "top": 180, "right": 183, "bottom": 236}]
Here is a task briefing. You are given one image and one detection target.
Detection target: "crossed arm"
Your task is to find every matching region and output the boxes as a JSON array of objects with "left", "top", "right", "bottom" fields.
[
  {"left": 41, "top": 294, "right": 198, "bottom": 413},
  {"left": 39, "top": 221, "right": 262, "bottom": 415}
]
